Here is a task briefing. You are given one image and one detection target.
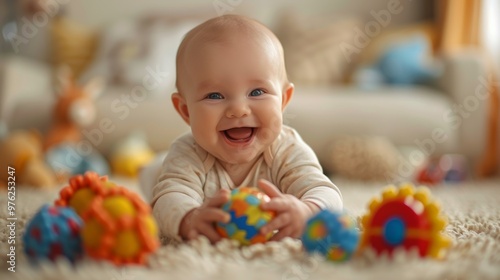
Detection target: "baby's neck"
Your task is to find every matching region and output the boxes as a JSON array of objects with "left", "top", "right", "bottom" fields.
[{"left": 220, "top": 159, "right": 258, "bottom": 187}]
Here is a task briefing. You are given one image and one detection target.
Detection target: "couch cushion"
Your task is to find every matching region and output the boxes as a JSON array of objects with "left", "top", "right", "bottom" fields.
[
  {"left": 286, "top": 86, "right": 460, "bottom": 165},
  {"left": 7, "top": 82, "right": 461, "bottom": 163}
]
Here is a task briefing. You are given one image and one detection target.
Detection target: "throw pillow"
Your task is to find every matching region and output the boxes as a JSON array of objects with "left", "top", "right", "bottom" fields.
[{"left": 274, "top": 11, "right": 361, "bottom": 85}]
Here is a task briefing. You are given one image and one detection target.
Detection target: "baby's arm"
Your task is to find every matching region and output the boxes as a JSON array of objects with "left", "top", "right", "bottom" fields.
[
  {"left": 151, "top": 136, "right": 225, "bottom": 241},
  {"left": 271, "top": 128, "right": 343, "bottom": 210},
  {"left": 300, "top": 186, "right": 343, "bottom": 212},
  {"left": 261, "top": 127, "right": 343, "bottom": 240}
]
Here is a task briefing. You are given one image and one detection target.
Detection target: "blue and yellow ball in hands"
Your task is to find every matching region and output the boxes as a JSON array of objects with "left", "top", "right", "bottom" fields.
[
  {"left": 216, "top": 187, "right": 275, "bottom": 245},
  {"left": 301, "top": 210, "right": 360, "bottom": 262}
]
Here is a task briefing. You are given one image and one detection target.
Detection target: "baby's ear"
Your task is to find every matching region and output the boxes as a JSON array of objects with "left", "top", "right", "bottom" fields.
[
  {"left": 281, "top": 83, "right": 294, "bottom": 110},
  {"left": 172, "top": 93, "right": 190, "bottom": 125}
]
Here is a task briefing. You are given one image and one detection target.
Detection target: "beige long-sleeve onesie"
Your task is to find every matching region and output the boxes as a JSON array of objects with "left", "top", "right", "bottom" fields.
[{"left": 151, "top": 125, "right": 342, "bottom": 240}]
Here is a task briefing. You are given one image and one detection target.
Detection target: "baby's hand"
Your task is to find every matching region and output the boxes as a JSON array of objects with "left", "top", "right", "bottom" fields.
[
  {"left": 259, "top": 179, "right": 319, "bottom": 241},
  {"left": 179, "top": 189, "right": 231, "bottom": 243}
]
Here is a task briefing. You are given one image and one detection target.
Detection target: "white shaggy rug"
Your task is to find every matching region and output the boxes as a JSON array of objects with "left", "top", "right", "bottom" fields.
[{"left": 1, "top": 177, "right": 500, "bottom": 280}]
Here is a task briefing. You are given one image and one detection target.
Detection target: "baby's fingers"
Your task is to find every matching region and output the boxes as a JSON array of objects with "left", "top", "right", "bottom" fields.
[
  {"left": 261, "top": 197, "right": 290, "bottom": 212},
  {"left": 197, "top": 223, "right": 222, "bottom": 244},
  {"left": 187, "top": 229, "right": 199, "bottom": 240},
  {"left": 205, "top": 189, "right": 230, "bottom": 208},
  {"left": 269, "top": 227, "right": 294, "bottom": 241},
  {"left": 258, "top": 179, "right": 282, "bottom": 198},
  {"left": 260, "top": 212, "right": 291, "bottom": 235},
  {"left": 201, "top": 208, "right": 231, "bottom": 223}
]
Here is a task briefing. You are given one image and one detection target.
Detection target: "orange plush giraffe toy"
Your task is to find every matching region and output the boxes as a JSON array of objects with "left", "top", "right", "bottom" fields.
[
  {"left": 44, "top": 67, "right": 109, "bottom": 179},
  {"left": 44, "top": 67, "right": 103, "bottom": 151}
]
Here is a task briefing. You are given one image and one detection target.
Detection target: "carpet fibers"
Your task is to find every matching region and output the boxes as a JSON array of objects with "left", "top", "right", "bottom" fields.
[{"left": 1, "top": 178, "right": 499, "bottom": 280}]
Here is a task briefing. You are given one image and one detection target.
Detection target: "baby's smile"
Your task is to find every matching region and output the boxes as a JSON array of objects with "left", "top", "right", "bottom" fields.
[{"left": 220, "top": 127, "right": 256, "bottom": 146}]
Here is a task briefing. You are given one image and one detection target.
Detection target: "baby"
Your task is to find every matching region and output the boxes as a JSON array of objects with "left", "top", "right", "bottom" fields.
[{"left": 149, "top": 14, "right": 342, "bottom": 243}]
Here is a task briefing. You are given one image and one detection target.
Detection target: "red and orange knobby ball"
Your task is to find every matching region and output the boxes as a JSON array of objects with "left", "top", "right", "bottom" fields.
[{"left": 359, "top": 183, "right": 451, "bottom": 259}]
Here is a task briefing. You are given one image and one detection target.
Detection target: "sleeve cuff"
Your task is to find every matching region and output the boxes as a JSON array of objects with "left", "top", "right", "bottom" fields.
[
  {"left": 152, "top": 194, "right": 200, "bottom": 241},
  {"left": 301, "top": 186, "right": 343, "bottom": 212}
]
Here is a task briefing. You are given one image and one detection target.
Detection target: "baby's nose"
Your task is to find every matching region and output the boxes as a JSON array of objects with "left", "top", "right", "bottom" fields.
[{"left": 226, "top": 99, "right": 251, "bottom": 118}]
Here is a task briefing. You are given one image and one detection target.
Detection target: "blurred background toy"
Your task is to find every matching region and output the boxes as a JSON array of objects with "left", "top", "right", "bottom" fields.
[
  {"left": 23, "top": 205, "right": 83, "bottom": 263},
  {"left": 377, "top": 35, "right": 441, "bottom": 85},
  {"left": 301, "top": 210, "right": 359, "bottom": 262},
  {"left": 44, "top": 66, "right": 109, "bottom": 179},
  {"left": 0, "top": 129, "right": 57, "bottom": 189},
  {"left": 45, "top": 143, "right": 110, "bottom": 180},
  {"left": 416, "top": 154, "right": 468, "bottom": 184},
  {"left": 359, "top": 183, "right": 451, "bottom": 259},
  {"left": 353, "top": 36, "right": 440, "bottom": 88},
  {"left": 216, "top": 187, "right": 275, "bottom": 246},
  {"left": 110, "top": 131, "right": 155, "bottom": 177},
  {"left": 350, "top": 22, "right": 441, "bottom": 90},
  {"left": 44, "top": 66, "right": 102, "bottom": 150}
]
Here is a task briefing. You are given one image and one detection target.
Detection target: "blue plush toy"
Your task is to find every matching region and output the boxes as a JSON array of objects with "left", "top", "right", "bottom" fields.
[
  {"left": 45, "top": 143, "right": 110, "bottom": 178},
  {"left": 23, "top": 205, "right": 83, "bottom": 263},
  {"left": 377, "top": 35, "right": 440, "bottom": 85}
]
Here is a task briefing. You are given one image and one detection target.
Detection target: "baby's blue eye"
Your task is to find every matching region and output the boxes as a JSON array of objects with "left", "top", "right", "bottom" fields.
[
  {"left": 206, "top": 92, "right": 223, "bottom": 99},
  {"left": 249, "top": 89, "right": 264, "bottom": 97}
]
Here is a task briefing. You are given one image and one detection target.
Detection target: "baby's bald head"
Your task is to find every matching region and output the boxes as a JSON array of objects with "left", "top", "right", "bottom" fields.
[{"left": 175, "top": 15, "right": 288, "bottom": 92}]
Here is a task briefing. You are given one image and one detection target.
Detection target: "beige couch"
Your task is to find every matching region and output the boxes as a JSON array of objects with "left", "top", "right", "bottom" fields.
[
  {"left": 1, "top": 0, "right": 495, "bottom": 177},
  {"left": 1, "top": 49, "right": 490, "bottom": 173}
]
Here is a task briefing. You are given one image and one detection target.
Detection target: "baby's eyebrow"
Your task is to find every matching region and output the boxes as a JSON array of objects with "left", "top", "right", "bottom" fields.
[
  {"left": 249, "top": 79, "right": 272, "bottom": 86},
  {"left": 196, "top": 79, "right": 273, "bottom": 93},
  {"left": 196, "top": 80, "right": 221, "bottom": 92}
]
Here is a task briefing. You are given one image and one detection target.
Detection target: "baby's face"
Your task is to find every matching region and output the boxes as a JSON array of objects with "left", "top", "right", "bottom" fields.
[{"left": 175, "top": 33, "right": 292, "bottom": 165}]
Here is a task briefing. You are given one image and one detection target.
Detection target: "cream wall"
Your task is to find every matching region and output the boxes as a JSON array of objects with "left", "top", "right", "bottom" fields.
[
  {"left": 8, "top": 0, "right": 433, "bottom": 63},
  {"left": 63, "top": 0, "right": 433, "bottom": 29}
]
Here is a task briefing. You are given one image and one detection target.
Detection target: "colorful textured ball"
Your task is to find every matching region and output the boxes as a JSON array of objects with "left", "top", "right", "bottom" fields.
[
  {"left": 216, "top": 187, "right": 275, "bottom": 246},
  {"left": 80, "top": 186, "right": 160, "bottom": 265},
  {"left": 301, "top": 210, "right": 360, "bottom": 262},
  {"left": 23, "top": 205, "right": 83, "bottom": 263}
]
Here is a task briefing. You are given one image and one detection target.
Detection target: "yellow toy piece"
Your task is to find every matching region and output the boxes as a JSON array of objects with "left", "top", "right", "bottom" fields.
[
  {"left": 110, "top": 132, "right": 155, "bottom": 177},
  {"left": 55, "top": 172, "right": 115, "bottom": 216},
  {"left": 360, "top": 183, "right": 451, "bottom": 259}
]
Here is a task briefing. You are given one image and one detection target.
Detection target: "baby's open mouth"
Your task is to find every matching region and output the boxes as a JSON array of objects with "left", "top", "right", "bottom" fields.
[{"left": 222, "top": 127, "right": 255, "bottom": 143}]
